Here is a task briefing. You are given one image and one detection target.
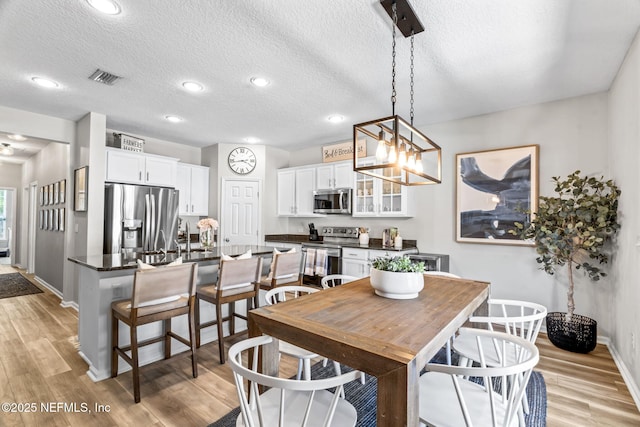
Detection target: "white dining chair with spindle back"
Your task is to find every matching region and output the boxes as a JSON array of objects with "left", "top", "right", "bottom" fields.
[
  {"left": 420, "top": 328, "right": 539, "bottom": 427},
  {"left": 264, "top": 285, "right": 343, "bottom": 382},
  {"left": 229, "top": 335, "right": 361, "bottom": 427}
]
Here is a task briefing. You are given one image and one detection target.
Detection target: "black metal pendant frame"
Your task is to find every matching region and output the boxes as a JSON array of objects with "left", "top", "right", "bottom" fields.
[{"left": 380, "top": 0, "right": 425, "bottom": 37}]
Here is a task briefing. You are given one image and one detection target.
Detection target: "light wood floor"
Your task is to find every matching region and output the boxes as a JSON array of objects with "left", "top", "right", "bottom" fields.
[{"left": 1, "top": 267, "right": 639, "bottom": 426}]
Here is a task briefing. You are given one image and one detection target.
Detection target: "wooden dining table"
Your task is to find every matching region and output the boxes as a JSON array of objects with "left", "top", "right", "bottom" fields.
[{"left": 248, "top": 275, "right": 490, "bottom": 427}]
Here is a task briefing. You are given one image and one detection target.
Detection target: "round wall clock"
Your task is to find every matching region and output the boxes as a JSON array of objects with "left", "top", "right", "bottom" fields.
[{"left": 228, "top": 147, "right": 257, "bottom": 175}]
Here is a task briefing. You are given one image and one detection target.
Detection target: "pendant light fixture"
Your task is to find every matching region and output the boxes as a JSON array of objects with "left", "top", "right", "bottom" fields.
[{"left": 353, "top": 0, "right": 442, "bottom": 186}]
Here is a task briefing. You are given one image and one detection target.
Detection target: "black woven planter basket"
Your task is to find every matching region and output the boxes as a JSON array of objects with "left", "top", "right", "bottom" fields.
[{"left": 546, "top": 312, "right": 597, "bottom": 353}]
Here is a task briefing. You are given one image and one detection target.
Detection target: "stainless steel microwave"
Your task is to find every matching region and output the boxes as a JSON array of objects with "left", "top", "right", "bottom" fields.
[{"left": 313, "top": 188, "right": 352, "bottom": 214}]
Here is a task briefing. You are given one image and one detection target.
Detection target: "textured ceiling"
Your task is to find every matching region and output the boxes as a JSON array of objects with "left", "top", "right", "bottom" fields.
[{"left": 0, "top": 0, "right": 639, "bottom": 152}]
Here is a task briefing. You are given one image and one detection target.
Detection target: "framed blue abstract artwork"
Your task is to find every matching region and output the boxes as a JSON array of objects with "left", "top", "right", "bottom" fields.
[{"left": 456, "top": 145, "right": 539, "bottom": 245}]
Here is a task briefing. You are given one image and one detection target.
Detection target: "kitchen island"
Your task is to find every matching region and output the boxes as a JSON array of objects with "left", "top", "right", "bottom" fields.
[{"left": 69, "top": 245, "right": 276, "bottom": 381}]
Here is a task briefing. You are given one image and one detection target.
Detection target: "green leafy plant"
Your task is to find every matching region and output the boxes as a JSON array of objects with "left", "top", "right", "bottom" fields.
[
  {"left": 512, "top": 170, "right": 621, "bottom": 319},
  {"left": 371, "top": 255, "right": 425, "bottom": 273}
]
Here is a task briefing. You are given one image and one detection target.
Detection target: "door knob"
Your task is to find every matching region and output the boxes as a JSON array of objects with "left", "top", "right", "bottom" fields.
[{"left": 225, "top": 238, "right": 230, "bottom": 242}]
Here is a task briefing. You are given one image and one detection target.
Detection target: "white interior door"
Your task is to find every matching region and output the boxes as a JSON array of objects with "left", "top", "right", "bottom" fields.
[{"left": 221, "top": 179, "right": 260, "bottom": 246}]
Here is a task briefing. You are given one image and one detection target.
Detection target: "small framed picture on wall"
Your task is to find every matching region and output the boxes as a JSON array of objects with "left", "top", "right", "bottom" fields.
[
  {"left": 59, "top": 179, "right": 66, "bottom": 204},
  {"left": 54, "top": 181, "right": 59, "bottom": 204},
  {"left": 58, "top": 208, "right": 65, "bottom": 232}
]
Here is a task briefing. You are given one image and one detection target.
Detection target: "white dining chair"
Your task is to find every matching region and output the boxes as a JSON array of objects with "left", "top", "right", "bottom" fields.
[
  {"left": 228, "top": 335, "right": 360, "bottom": 427},
  {"left": 452, "top": 298, "right": 547, "bottom": 417},
  {"left": 320, "top": 274, "right": 359, "bottom": 289},
  {"left": 424, "top": 270, "right": 461, "bottom": 365},
  {"left": 264, "top": 285, "right": 342, "bottom": 381},
  {"left": 419, "top": 328, "right": 539, "bottom": 427}
]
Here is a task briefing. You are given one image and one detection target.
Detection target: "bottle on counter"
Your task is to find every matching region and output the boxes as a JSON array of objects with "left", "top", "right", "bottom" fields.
[{"left": 394, "top": 235, "right": 403, "bottom": 249}]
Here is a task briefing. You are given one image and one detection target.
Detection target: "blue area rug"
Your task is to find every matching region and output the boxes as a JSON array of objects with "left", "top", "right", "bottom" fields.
[{"left": 208, "top": 346, "right": 547, "bottom": 426}]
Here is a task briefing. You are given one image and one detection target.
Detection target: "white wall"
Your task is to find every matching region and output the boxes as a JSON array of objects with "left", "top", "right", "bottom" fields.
[
  {"left": 21, "top": 141, "right": 69, "bottom": 293},
  {"left": 0, "top": 105, "right": 75, "bottom": 144},
  {"left": 609, "top": 28, "right": 640, "bottom": 395},
  {"left": 287, "top": 93, "right": 612, "bottom": 335},
  {"left": 0, "top": 105, "right": 75, "bottom": 269},
  {"left": 106, "top": 130, "right": 201, "bottom": 164},
  {"left": 202, "top": 143, "right": 267, "bottom": 236}
]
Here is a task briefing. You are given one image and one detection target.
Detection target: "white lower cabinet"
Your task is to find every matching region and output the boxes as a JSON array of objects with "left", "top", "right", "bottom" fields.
[
  {"left": 341, "top": 248, "right": 370, "bottom": 278},
  {"left": 342, "top": 247, "right": 419, "bottom": 278}
]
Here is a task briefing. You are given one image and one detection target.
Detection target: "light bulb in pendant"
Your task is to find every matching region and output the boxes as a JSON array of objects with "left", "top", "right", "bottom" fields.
[
  {"left": 415, "top": 152, "right": 423, "bottom": 173},
  {"left": 388, "top": 143, "right": 397, "bottom": 163},
  {"left": 398, "top": 143, "right": 407, "bottom": 167},
  {"left": 407, "top": 148, "right": 416, "bottom": 170},
  {"left": 376, "top": 131, "right": 387, "bottom": 161}
]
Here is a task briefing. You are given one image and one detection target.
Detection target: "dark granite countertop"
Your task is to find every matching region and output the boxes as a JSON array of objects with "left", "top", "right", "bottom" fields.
[
  {"left": 265, "top": 234, "right": 418, "bottom": 252},
  {"left": 68, "top": 245, "right": 276, "bottom": 272}
]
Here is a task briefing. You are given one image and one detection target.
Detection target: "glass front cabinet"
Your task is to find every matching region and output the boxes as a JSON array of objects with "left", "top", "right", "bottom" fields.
[{"left": 353, "top": 157, "right": 413, "bottom": 217}]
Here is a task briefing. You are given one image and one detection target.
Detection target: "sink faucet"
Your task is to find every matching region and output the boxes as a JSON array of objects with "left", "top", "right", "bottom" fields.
[
  {"left": 160, "top": 229, "right": 167, "bottom": 256},
  {"left": 185, "top": 222, "right": 191, "bottom": 253}
]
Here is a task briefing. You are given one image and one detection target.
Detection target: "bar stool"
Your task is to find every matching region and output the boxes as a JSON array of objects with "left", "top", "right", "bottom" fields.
[
  {"left": 259, "top": 251, "right": 303, "bottom": 290},
  {"left": 111, "top": 262, "right": 199, "bottom": 403},
  {"left": 195, "top": 256, "right": 262, "bottom": 364}
]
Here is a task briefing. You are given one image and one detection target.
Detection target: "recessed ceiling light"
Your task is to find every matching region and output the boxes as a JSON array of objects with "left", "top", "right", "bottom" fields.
[
  {"left": 31, "top": 77, "right": 59, "bottom": 88},
  {"left": 250, "top": 77, "right": 270, "bottom": 87},
  {"left": 87, "top": 0, "right": 121, "bottom": 15},
  {"left": 327, "top": 115, "right": 344, "bottom": 123},
  {"left": 8, "top": 134, "right": 27, "bottom": 141},
  {"left": 182, "top": 81, "right": 204, "bottom": 92},
  {"left": 0, "top": 143, "right": 14, "bottom": 156},
  {"left": 165, "top": 115, "right": 183, "bottom": 123},
  {"left": 244, "top": 137, "right": 260, "bottom": 144}
]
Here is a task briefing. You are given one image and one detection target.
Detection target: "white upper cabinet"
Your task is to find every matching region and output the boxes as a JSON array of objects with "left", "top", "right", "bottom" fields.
[
  {"left": 315, "top": 161, "right": 354, "bottom": 189},
  {"left": 352, "top": 157, "right": 413, "bottom": 217},
  {"left": 105, "top": 148, "right": 178, "bottom": 188},
  {"left": 176, "top": 163, "right": 209, "bottom": 216},
  {"left": 277, "top": 169, "right": 296, "bottom": 216},
  {"left": 277, "top": 166, "right": 321, "bottom": 217},
  {"left": 295, "top": 167, "right": 316, "bottom": 216}
]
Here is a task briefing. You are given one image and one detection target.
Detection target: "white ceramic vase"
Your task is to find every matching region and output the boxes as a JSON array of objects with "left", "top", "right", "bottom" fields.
[
  {"left": 359, "top": 232, "right": 370, "bottom": 245},
  {"left": 369, "top": 268, "right": 424, "bottom": 299}
]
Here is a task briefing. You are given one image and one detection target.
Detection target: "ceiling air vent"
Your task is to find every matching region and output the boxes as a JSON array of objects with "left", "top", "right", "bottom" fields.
[{"left": 88, "top": 69, "right": 121, "bottom": 85}]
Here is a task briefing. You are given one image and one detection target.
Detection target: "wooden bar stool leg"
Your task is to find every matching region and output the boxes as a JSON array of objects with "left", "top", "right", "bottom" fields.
[
  {"left": 163, "top": 318, "right": 171, "bottom": 359},
  {"left": 229, "top": 301, "right": 236, "bottom": 335},
  {"left": 194, "top": 297, "right": 201, "bottom": 348},
  {"left": 188, "top": 302, "right": 198, "bottom": 378},
  {"left": 111, "top": 313, "right": 119, "bottom": 378},
  {"left": 216, "top": 302, "right": 225, "bottom": 363},
  {"left": 130, "top": 325, "right": 141, "bottom": 403}
]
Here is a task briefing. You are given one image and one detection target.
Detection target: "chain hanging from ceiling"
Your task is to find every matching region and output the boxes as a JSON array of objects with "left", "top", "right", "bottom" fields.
[{"left": 353, "top": 0, "right": 442, "bottom": 186}]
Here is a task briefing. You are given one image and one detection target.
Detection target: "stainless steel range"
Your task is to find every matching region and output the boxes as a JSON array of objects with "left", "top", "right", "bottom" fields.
[{"left": 300, "top": 226, "right": 360, "bottom": 284}]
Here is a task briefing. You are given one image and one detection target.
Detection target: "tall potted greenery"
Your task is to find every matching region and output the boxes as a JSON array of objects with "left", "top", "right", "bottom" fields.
[{"left": 513, "top": 170, "right": 621, "bottom": 353}]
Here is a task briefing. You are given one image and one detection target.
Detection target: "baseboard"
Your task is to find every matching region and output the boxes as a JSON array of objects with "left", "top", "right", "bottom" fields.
[
  {"left": 606, "top": 340, "right": 640, "bottom": 411},
  {"left": 61, "top": 300, "right": 79, "bottom": 311},
  {"left": 34, "top": 276, "right": 62, "bottom": 299},
  {"left": 33, "top": 276, "right": 78, "bottom": 310}
]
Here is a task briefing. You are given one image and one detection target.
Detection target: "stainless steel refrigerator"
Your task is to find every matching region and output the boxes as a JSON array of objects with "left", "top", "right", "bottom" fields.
[{"left": 104, "top": 183, "right": 179, "bottom": 255}]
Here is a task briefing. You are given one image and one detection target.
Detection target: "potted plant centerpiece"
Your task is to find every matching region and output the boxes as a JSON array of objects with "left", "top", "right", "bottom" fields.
[
  {"left": 513, "top": 170, "right": 621, "bottom": 353},
  {"left": 370, "top": 255, "right": 426, "bottom": 299}
]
